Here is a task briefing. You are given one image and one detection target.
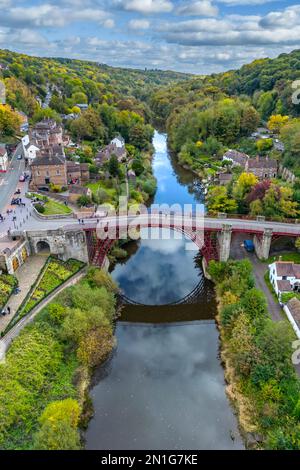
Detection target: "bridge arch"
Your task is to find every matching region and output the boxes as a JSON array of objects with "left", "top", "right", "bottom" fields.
[{"left": 36, "top": 240, "right": 51, "bottom": 254}]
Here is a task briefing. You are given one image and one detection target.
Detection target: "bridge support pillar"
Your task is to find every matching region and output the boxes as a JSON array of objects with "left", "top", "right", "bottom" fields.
[
  {"left": 254, "top": 229, "right": 273, "bottom": 260},
  {"left": 217, "top": 224, "right": 232, "bottom": 262}
]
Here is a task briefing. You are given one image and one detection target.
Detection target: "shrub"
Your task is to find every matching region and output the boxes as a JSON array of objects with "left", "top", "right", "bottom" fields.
[
  {"left": 33, "top": 399, "right": 81, "bottom": 450},
  {"left": 35, "top": 203, "right": 45, "bottom": 214}
]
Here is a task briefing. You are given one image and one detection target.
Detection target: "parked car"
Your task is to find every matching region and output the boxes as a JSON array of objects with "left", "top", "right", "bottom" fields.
[
  {"left": 243, "top": 239, "right": 255, "bottom": 252},
  {"left": 17, "top": 155, "right": 23, "bottom": 160}
]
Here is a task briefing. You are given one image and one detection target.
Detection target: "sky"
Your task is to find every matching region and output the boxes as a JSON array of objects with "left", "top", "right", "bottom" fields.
[{"left": 0, "top": 0, "right": 300, "bottom": 74}]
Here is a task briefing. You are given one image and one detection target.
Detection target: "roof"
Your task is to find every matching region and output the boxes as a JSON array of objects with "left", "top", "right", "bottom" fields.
[
  {"left": 287, "top": 297, "right": 300, "bottom": 328},
  {"left": 69, "top": 186, "right": 90, "bottom": 195},
  {"left": 223, "top": 150, "right": 249, "bottom": 166},
  {"left": 276, "top": 280, "right": 292, "bottom": 293},
  {"left": 274, "top": 262, "right": 300, "bottom": 278},
  {"left": 32, "top": 146, "right": 65, "bottom": 166},
  {"left": 218, "top": 173, "right": 232, "bottom": 182},
  {"left": 247, "top": 157, "right": 277, "bottom": 169}
]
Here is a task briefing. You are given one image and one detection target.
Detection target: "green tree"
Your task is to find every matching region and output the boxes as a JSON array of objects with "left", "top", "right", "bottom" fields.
[{"left": 207, "top": 186, "right": 238, "bottom": 214}]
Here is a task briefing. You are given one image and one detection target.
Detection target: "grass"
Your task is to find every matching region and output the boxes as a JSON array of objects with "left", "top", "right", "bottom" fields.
[
  {"left": 264, "top": 270, "right": 279, "bottom": 302},
  {"left": 43, "top": 199, "right": 72, "bottom": 216},
  {"left": 86, "top": 181, "right": 116, "bottom": 198},
  {"left": 27, "top": 192, "right": 72, "bottom": 216},
  {"left": 263, "top": 252, "right": 300, "bottom": 265}
]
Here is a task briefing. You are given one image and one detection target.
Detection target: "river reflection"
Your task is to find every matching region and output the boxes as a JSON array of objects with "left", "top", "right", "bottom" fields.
[
  {"left": 86, "top": 323, "right": 243, "bottom": 450},
  {"left": 85, "top": 131, "right": 244, "bottom": 450},
  {"left": 113, "top": 231, "right": 202, "bottom": 305}
]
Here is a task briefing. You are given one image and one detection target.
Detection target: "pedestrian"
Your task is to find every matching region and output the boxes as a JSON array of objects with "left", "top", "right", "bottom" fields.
[{"left": 7, "top": 306, "right": 11, "bottom": 315}]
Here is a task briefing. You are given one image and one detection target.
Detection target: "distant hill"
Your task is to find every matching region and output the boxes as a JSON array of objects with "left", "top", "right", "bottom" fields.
[{"left": 0, "top": 49, "right": 191, "bottom": 119}]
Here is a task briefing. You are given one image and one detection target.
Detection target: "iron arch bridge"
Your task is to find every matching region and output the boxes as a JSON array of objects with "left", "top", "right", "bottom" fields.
[{"left": 79, "top": 213, "right": 300, "bottom": 267}]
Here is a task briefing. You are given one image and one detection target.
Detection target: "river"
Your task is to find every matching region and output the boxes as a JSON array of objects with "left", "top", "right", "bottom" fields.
[{"left": 85, "top": 131, "right": 243, "bottom": 450}]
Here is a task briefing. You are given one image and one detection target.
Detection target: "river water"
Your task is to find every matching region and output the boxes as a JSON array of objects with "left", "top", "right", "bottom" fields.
[{"left": 85, "top": 131, "right": 243, "bottom": 450}]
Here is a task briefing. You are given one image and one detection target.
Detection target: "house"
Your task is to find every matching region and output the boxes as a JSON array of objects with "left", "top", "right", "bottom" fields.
[
  {"left": 76, "top": 103, "right": 88, "bottom": 111},
  {"left": 217, "top": 172, "right": 232, "bottom": 186},
  {"left": 269, "top": 261, "right": 300, "bottom": 298},
  {"left": 31, "top": 146, "right": 67, "bottom": 187},
  {"left": 68, "top": 186, "right": 92, "bottom": 204},
  {"left": 66, "top": 161, "right": 90, "bottom": 185},
  {"left": 0, "top": 144, "right": 8, "bottom": 172},
  {"left": 251, "top": 127, "right": 272, "bottom": 140},
  {"left": 223, "top": 150, "right": 249, "bottom": 168},
  {"left": 111, "top": 136, "right": 125, "bottom": 148},
  {"left": 30, "top": 119, "right": 63, "bottom": 148},
  {"left": 283, "top": 297, "right": 300, "bottom": 339},
  {"left": 245, "top": 156, "right": 277, "bottom": 179},
  {"left": 95, "top": 136, "right": 127, "bottom": 166},
  {"left": 22, "top": 135, "right": 40, "bottom": 164}
]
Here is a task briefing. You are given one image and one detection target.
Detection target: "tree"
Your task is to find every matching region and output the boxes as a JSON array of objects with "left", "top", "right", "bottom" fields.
[
  {"left": 77, "top": 194, "right": 92, "bottom": 207},
  {"left": 206, "top": 186, "right": 238, "bottom": 214},
  {"left": 256, "top": 138, "right": 273, "bottom": 152},
  {"left": 108, "top": 154, "right": 120, "bottom": 177},
  {"left": 267, "top": 114, "right": 289, "bottom": 134},
  {"left": 296, "top": 237, "right": 300, "bottom": 251},
  {"left": 77, "top": 326, "right": 115, "bottom": 368},
  {"left": 0, "top": 104, "right": 21, "bottom": 137},
  {"left": 33, "top": 399, "right": 81, "bottom": 450}
]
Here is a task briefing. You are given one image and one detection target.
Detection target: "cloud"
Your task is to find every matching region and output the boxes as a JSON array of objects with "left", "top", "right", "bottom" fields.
[
  {"left": 260, "top": 5, "right": 300, "bottom": 29},
  {"left": 157, "top": 7, "right": 300, "bottom": 47},
  {"left": 218, "top": 0, "right": 279, "bottom": 4},
  {"left": 128, "top": 19, "right": 151, "bottom": 29},
  {"left": 0, "top": 4, "right": 112, "bottom": 28},
  {"left": 116, "top": 0, "right": 174, "bottom": 14},
  {"left": 177, "top": 1, "right": 219, "bottom": 17}
]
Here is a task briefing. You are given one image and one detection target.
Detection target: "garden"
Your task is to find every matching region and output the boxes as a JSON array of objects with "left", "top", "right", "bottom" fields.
[
  {"left": 27, "top": 193, "right": 72, "bottom": 216},
  {"left": 0, "top": 274, "right": 18, "bottom": 310},
  {"left": 6, "top": 258, "right": 84, "bottom": 331}
]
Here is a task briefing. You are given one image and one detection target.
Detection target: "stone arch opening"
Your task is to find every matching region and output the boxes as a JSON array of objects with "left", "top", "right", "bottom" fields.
[
  {"left": 270, "top": 235, "right": 297, "bottom": 256},
  {"left": 36, "top": 240, "right": 51, "bottom": 254}
]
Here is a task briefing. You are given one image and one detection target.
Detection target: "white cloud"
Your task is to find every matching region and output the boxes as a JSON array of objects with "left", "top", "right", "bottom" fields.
[
  {"left": 177, "top": 1, "right": 219, "bottom": 17},
  {"left": 260, "top": 5, "right": 300, "bottom": 29},
  {"left": 128, "top": 19, "right": 151, "bottom": 29},
  {"left": 218, "top": 0, "right": 279, "bottom": 4},
  {"left": 0, "top": 4, "right": 112, "bottom": 28},
  {"left": 118, "top": 0, "right": 173, "bottom": 14}
]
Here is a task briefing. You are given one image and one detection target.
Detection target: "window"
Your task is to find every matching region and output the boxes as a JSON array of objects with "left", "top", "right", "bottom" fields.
[
  {"left": 56, "top": 169, "right": 60, "bottom": 175},
  {"left": 282, "top": 276, "right": 287, "bottom": 280}
]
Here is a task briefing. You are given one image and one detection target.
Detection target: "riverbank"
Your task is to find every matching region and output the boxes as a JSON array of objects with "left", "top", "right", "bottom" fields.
[
  {"left": 208, "top": 259, "right": 300, "bottom": 450},
  {"left": 0, "top": 268, "right": 119, "bottom": 450}
]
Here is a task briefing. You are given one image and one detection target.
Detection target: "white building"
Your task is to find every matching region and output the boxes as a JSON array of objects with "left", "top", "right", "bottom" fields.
[
  {"left": 21, "top": 135, "right": 40, "bottom": 164},
  {"left": 111, "top": 136, "right": 125, "bottom": 149},
  {"left": 0, "top": 145, "right": 8, "bottom": 172},
  {"left": 269, "top": 261, "right": 300, "bottom": 298}
]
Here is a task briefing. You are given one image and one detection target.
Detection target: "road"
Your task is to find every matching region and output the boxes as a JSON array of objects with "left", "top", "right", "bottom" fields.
[
  {"left": 0, "top": 142, "right": 24, "bottom": 214},
  {"left": 230, "top": 233, "right": 283, "bottom": 322}
]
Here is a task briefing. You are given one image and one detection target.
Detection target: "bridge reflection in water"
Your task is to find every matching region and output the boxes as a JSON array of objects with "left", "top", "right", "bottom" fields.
[{"left": 118, "top": 277, "right": 217, "bottom": 324}]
